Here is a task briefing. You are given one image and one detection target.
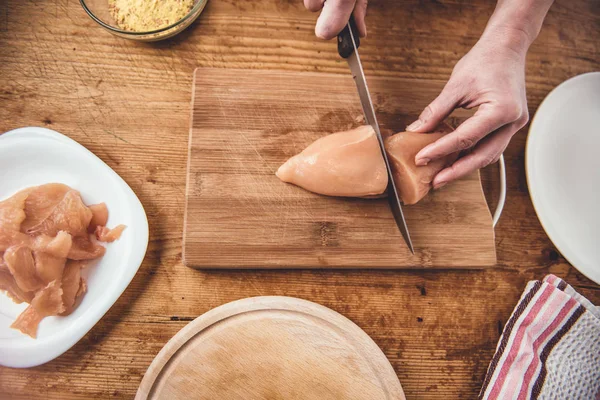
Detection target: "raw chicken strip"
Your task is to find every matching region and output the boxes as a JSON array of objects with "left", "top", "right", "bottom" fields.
[
  {"left": 30, "top": 279, "right": 65, "bottom": 315},
  {"left": 61, "top": 260, "right": 86, "bottom": 316},
  {"left": 11, "top": 280, "right": 65, "bottom": 338},
  {"left": 385, "top": 124, "right": 459, "bottom": 205},
  {"left": 4, "top": 246, "right": 43, "bottom": 292},
  {"left": 76, "top": 279, "right": 87, "bottom": 299},
  {"left": 0, "top": 269, "right": 33, "bottom": 304},
  {"left": 0, "top": 228, "right": 31, "bottom": 252},
  {"left": 33, "top": 231, "right": 71, "bottom": 284},
  {"left": 68, "top": 235, "right": 106, "bottom": 260},
  {"left": 26, "top": 190, "right": 93, "bottom": 237},
  {"left": 33, "top": 231, "right": 73, "bottom": 259},
  {"left": 0, "top": 189, "right": 31, "bottom": 231},
  {"left": 21, "top": 184, "right": 71, "bottom": 232},
  {"left": 10, "top": 307, "right": 43, "bottom": 338},
  {"left": 95, "top": 224, "right": 126, "bottom": 242},
  {"left": 88, "top": 203, "right": 109, "bottom": 232},
  {"left": 34, "top": 252, "right": 67, "bottom": 284},
  {"left": 276, "top": 125, "right": 388, "bottom": 197}
]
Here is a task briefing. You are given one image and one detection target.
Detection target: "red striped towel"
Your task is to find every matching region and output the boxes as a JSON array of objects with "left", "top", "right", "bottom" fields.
[{"left": 479, "top": 275, "right": 600, "bottom": 400}]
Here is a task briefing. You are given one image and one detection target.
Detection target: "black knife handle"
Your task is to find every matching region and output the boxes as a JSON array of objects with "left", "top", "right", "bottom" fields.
[{"left": 337, "top": 15, "right": 360, "bottom": 59}]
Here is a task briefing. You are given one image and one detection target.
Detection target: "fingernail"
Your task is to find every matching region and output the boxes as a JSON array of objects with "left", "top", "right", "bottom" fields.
[
  {"left": 415, "top": 157, "right": 430, "bottom": 166},
  {"left": 406, "top": 120, "right": 422, "bottom": 131},
  {"left": 434, "top": 182, "right": 447, "bottom": 190}
]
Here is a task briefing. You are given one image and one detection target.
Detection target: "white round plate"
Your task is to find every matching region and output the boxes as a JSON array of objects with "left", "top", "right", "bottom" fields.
[
  {"left": 0, "top": 127, "right": 149, "bottom": 368},
  {"left": 527, "top": 72, "right": 600, "bottom": 284}
]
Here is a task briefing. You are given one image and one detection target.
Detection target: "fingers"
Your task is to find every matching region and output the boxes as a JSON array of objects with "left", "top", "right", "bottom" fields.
[
  {"left": 432, "top": 124, "right": 516, "bottom": 188},
  {"left": 406, "top": 84, "right": 459, "bottom": 134},
  {"left": 315, "top": 0, "right": 356, "bottom": 39},
  {"left": 309, "top": 0, "right": 367, "bottom": 39},
  {"left": 414, "top": 104, "right": 507, "bottom": 166},
  {"left": 352, "top": 0, "right": 368, "bottom": 37},
  {"left": 304, "top": 0, "right": 325, "bottom": 12}
]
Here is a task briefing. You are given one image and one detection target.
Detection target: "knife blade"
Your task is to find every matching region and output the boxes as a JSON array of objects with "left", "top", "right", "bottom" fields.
[{"left": 338, "top": 18, "right": 414, "bottom": 254}]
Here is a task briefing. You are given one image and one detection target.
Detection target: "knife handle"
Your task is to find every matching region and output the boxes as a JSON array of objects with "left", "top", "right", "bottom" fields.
[{"left": 337, "top": 15, "right": 360, "bottom": 59}]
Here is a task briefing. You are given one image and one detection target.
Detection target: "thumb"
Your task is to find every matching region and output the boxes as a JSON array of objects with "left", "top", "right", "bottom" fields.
[
  {"left": 315, "top": 0, "right": 357, "bottom": 39},
  {"left": 406, "top": 85, "right": 459, "bottom": 132}
]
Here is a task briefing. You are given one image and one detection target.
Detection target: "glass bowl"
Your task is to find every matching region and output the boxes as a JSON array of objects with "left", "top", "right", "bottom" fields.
[{"left": 80, "top": 0, "right": 207, "bottom": 41}]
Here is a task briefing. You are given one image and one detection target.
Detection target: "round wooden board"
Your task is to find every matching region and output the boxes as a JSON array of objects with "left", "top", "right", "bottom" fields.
[{"left": 136, "top": 296, "right": 406, "bottom": 399}]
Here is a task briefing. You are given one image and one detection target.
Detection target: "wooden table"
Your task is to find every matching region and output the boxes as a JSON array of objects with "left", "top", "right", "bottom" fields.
[{"left": 0, "top": 0, "right": 598, "bottom": 398}]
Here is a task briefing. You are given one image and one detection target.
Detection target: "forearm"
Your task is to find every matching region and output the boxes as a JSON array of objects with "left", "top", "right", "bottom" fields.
[{"left": 481, "top": 0, "right": 554, "bottom": 54}]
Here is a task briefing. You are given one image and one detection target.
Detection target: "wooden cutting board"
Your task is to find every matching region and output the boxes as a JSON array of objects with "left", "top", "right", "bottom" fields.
[
  {"left": 136, "top": 297, "right": 406, "bottom": 400},
  {"left": 183, "top": 68, "right": 496, "bottom": 268}
]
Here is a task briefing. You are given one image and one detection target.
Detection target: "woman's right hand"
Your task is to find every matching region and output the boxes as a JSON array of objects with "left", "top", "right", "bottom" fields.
[
  {"left": 303, "top": 0, "right": 368, "bottom": 39},
  {"left": 408, "top": 27, "right": 531, "bottom": 188}
]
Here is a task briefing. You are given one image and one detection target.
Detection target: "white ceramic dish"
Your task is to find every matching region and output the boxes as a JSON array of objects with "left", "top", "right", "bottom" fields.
[
  {"left": 0, "top": 127, "right": 149, "bottom": 368},
  {"left": 527, "top": 72, "right": 600, "bottom": 285}
]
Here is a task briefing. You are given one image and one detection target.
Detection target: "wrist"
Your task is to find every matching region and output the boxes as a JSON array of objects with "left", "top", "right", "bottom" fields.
[
  {"left": 480, "top": 0, "right": 554, "bottom": 56},
  {"left": 480, "top": 24, "right": 532, "bottom": 57}
]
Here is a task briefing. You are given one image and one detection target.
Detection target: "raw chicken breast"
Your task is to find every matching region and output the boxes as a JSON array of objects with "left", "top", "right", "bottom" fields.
[
  {"left": 276, "top": 123, "right": 458, "bottom": 205},
  {"left": 385, "top": 124, "right": 459, "bottom": 205},
  {"left": 276, "top": 125, "right": 388, "bottom": 197}
]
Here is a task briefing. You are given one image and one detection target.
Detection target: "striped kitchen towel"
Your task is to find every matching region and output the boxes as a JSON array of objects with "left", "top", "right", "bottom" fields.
[{"left": 479, "top": 274, "right": 600, "bottom": 400}]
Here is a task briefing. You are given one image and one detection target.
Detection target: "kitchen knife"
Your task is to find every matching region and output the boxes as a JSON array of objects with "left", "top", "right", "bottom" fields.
[{"left": 338, "top": 18, "right": 414, "bottom": 253}]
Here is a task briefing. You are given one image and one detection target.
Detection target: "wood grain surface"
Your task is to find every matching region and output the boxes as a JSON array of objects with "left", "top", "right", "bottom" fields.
[
  {"left": 0, "top": 0, "right": 598, "bottom": 398},
  {"left": 136, "top": 296, "right": 405, "bottom": 400},
  {"left": 185, "top": 68, "right": 496, "bottom": 268}
]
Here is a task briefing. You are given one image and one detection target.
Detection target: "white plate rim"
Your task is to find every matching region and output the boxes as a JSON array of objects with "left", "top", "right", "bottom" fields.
[
  {"left": 0, "top": 126, "right": 149, "bottom": 368},
  {"left": 526, "top": 72, "right": 600, "bottom": 285}
]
